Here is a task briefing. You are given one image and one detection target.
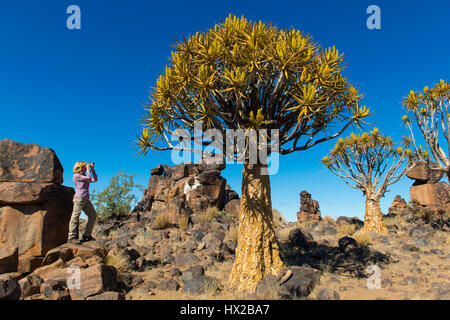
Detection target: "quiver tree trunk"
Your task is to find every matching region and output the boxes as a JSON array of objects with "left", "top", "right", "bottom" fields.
[
  {"left": 229, "top": 162, "right": 285, "bottom": 292},
  {"left": 361, "top": 197, "right": 388, "bottom": 234}
]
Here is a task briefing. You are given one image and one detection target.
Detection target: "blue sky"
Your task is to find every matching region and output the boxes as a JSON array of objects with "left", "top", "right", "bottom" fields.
[{"left": 1, "top": 0, "right": 449, "bottom": 221}]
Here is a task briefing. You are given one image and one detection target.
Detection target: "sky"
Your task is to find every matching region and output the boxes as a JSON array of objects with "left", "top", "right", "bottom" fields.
[{"left": 1, "top": 0, "right": 449, "bottom": 222}]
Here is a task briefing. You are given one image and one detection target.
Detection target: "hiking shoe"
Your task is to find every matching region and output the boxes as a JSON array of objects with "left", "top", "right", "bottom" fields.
[
  {"left": 68, "top": 239, "right": 81, "bottom": 245},
  {"left": 81, "top": 235, "right": 95, "bottom": 242}
]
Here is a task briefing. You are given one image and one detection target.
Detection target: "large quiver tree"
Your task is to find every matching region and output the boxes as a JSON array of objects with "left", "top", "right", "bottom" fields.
[
  {"left": 322, "top": 129, "right": 423, "bottom": 233},
  {"left": 136, "top": 14, "right": 369, "bottom": 292}
]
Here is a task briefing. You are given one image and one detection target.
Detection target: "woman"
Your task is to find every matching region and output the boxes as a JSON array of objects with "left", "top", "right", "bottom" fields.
[{"left": 68, "top": 161, "right": 98, "bottom": 244}]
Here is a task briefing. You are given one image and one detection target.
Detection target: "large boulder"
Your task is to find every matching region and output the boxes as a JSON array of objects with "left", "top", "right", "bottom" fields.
[
  {"left": 0, "top": 186, "right": 74, "bottom": 259},
  {"left": 407, "top": 162, "right": 444, "bottom": 185},
  {"left": 0, "top": 139, "right": 64, "bottom": 184},
  {"left": 0, "top": 139, "right": 75, "bottom": 273},
  {"left": 410, "top": 182, "right": 450, "bottom": 206},
  {"left": 68, "top": 264, "right": 118, "bottom": 300}
]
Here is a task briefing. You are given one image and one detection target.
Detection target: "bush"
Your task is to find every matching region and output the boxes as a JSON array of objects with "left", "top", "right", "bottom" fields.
[
  {"left": 153, "top": 213, "right": 171, "bottom": 230},
  {"left": 177, "top": 215, "right": 189, "bottom": 231},
  {"left": 337, "top": 223, "right": 357, "bottom": 237},
  {"left": 198, "top": 207, "right": 220, "bottom": 223},
  {"left": 91, "top": 171, "right": 143, "bottom": 221},
  {"left": 353, "top": 231, "right": 371, "bottom": 246}
]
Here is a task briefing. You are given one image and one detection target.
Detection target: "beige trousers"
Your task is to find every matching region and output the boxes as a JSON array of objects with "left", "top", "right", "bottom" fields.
[{"left": 68, "top": 198, "right": 97, "bottom": 240}]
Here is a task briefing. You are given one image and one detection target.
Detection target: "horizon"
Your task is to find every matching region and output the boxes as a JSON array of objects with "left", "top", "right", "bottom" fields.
[{"left": 1, "top": 0, "right": 449, "bottom": 222}]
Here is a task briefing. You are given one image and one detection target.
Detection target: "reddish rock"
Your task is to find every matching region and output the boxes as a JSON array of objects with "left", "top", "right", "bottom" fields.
[
  {"left": 0, "top": 245, "right": 18, "bottom": 274},
  {"left": 0, "top": 185, "right": 74, "bottom": 258},
  {"left": 0, "top": 182, "right": 64, "bottom": 205},
  {"left": 18, "top": 274, "right": 43, "bottom": 298},
  {"left": 297, "top": 191, "right": 321, "bottom": 223},
  {"left": 0, "top": 139, "right": 64, "bottom": 184},
  {"left": 41, "top": 242, "right": 107, "bottom": 266},
  {"left": 0, "top": 276, "right": 21, "bottom": 300},
  {"left": 410, "top": 182, "right": 450, "bottom": 206},
  {"left": 18, "top": 256, "right": 44, "bottom": 274},
  {"left": 224, "top": 199, "right": 240, "bottom": 218},
  {"left": 68, "top": 264, "right": 118, "bottom": 300}
]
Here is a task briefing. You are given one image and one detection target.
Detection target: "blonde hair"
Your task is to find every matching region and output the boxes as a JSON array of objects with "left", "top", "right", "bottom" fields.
[{"left": 73, "top": 161, "right": 87, "bottom": 174}]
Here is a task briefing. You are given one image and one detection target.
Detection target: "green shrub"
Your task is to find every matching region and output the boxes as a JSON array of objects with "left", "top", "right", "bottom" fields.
[{"left": 91, "top": 171, "right": 143, "bottom": 221}]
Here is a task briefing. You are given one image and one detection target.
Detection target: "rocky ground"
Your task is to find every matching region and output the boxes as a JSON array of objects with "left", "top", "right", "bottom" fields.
[{"left": 2, "top": 202, "right": 448, "bottom": 300}]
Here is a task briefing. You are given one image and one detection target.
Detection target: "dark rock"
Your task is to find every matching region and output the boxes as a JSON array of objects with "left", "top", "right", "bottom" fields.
[
  {"left": 182, "top": 275, "right": 219, "bottom": 295},
  {"left": 86, "top": 291, "right": 125, "bottom": 300},
  {"left": 151, "top": 165, "right": 164, "bottom": 176},
  {"left": 161, "top": 254, "right": 175, "bottom": 266},
  {"left": 169, "top": 268, "right": 182, "bottom": 277},
  {"left": 174, "top": 253, "right": 201, "bottom": 268},
  {"left": 317, "top": 288, "right": 340, "bottom": 300},
  {"left": 40, "top": 279, "right": 70, "bottom": 300},
  {"left": 181, "top": 265, "right": 205, "bottom": 283},
  {"left": 157, "top": 278, "right": 180, "bottom": 291},
  {"left": 0, "top": 276, "right": 21, "bottom": 300},
  {"left": 18, "top": 274, "right": 43, "bottom": 298}
]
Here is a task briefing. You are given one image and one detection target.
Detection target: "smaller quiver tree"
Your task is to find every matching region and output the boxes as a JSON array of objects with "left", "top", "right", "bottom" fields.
[
  {"left": 402, "top": 79, "right": 450, "bottom": 181},
  {"left": 322, "top": 128, "right": 423, "bottom": 233}
]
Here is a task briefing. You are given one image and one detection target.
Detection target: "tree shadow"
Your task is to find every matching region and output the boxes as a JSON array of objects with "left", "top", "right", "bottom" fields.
[{"left": 279, "top": 239, "right": 391, "bottom": 278}]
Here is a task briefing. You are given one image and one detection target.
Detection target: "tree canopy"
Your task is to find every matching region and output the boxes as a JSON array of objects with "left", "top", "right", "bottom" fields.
[{"left": 136, "top": 14, "right": 370, "bottom": 159}]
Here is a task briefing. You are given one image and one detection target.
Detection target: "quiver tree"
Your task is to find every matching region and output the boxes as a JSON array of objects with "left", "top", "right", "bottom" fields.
[
  {"left": 402, "top": 79, "right": 450, "bottom": 180},
  {"left": 322, "top": 129, "right": 423, "bottom": 233},
  {"left": 136, "top": 14, "right": 370, "bottom": 292}
]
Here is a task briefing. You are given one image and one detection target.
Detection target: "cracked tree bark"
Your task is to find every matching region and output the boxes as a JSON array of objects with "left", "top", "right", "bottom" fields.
[{"left": 228, "top": 162, "right": 285, "bottom": 292}]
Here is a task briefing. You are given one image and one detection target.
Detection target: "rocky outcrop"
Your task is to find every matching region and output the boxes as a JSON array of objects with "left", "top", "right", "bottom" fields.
[
  {"left": 0, "top": 139, "right": 74, "bottom": 274},
  {"left": 133, "top": 162, "right": 239, "bottom": 223},
  {"left": 407, "top": 162, "right": 444, "bottom": 186},
  {"left": 410, "top": 182, "right": 450, "bottom": 207},
  {"left": 297, "top": 190, "right": 321, "bottom": 223}
]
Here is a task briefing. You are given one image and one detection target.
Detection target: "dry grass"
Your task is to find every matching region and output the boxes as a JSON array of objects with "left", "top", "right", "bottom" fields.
[
  {"left": 177, "top": 215, "right": 189, "bottom": 231},
  {"left": 353, "top": 231, "right": 371, "bottom": 246},
  {"left": 106, "top": 250, "right": 131, "bottom": 273},
  {"left": 416, "top": 208, "right": 434, "bottom": 222},
  {"left": 227, "top": 224, "right": 239, "bottom": 242},
  {"left": 134, "top": 227, "right": 153, "bottom": 247},
  {"left": 337, "top": 223, "right": 357, "bottom": 237},
  {"left": 153, "top": 213, "right": 171, "bottom": 230},
  {"left": 198, "top": 207, "right": 220, "bottom": 224}
]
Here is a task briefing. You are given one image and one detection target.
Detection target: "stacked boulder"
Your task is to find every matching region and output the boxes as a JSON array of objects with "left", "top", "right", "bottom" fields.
[
  {"left": 297, "top": 190, "right": 321, "bottom": 223},
  {"left": 0, "top": 139, "right": 74, "bottom": 274},
  {"left": 133, "top": 162, "right": 240, "bottom": 223},
  {"left": 407, "top": 162, "right": 449, "bottom": 207}
]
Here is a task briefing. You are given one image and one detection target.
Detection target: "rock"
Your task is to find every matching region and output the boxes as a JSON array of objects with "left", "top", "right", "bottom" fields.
[
  {"left": 338, "top": 237, "right": 357, "bottom": 253},
  {"left": 161, "top": 254, "right": 175, "bottom": 266},
  {"left": 0, "top": 139, "right": 64, "bottom": 184},
  {"left": 410, "top": 182, "right": 450, "bottom": 206},
  {"left": 157, "top": 278, "right": 180, "bottom": 291},
  {"left": 0, "top": 276, "right": 21, "bottom": 300},
  {"left": 40, "top": 279, "right": 70, "bottom": 300},
  {"left": 336, "top": 216, "right": 364, "bottom": 227},
  {"left": 168, "top": 268, "right": 182, "bottom": 277},
  {"left": 174, "top": 253, "right": 201, "bottom": 268},
  {"left": 182, "top": 275, "right": 219, "bottom": 295},
  {"left": 18, "top": 274, "right": 43, "bottom": 298},
  {"left": 297, "top": 191, "right": 321, "bottom": 223},
  {"left": 414, "top": 237, "right": 430, "bottom": 247},
  {"left": 224, "top": 199, "right": 240, "bottom": 218},
  {"left": 0, "top": 185, "right": 75, "bottom": 259},
  {"left": 181, "top": 265, "right": 205, "bottom": 283},
  {"left": 288, "top": 228, "right": 308, "bottom": 247},
  {"left": 407, "top": 162, "right": 444, "bottom": 184},
  {"left": 18, "top": 256, "right": 44, "bottom": 274},
  {"left": 150, "top": 165, "right": 164, "bottom": 176},
  {"left": 86, "top": 291, "right": 125, "bottom": 300},
  {"left": 42, "top": 242, "right": 107, "bottom": 266},
  {"left": 256, "top": 266, "right": 319, "bottom": 300},
  {"left": 69, "top": 264, "right": 118, "bottom": 300},
  {"left": 409, "top": 225, "right": 434, "bottom": 238},
  {"left": 225, "top": 190, "right": 239, "bottom": 201},
  {"left": 317, "top": 288, "right": 340, "bottom": 300},
  {"left": 202, "top": 233, "right": 223, "bottom": 252},
  {"left": 0, "top": 245, "right": 18, "bottom": 274},
  {"left": 0, "top": 182, "right": 67, "bottom": 205}
]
